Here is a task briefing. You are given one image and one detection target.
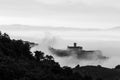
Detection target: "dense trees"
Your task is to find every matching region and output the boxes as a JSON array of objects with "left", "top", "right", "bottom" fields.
[
  {"left": 34, "top": 51, "right": 44, "bottom": 61},
  {"left": 0, "top": 32, "right": 87, "bottom": 80},
  {"left": 115, "top": 65, "right": 120, "bottom": 69}
]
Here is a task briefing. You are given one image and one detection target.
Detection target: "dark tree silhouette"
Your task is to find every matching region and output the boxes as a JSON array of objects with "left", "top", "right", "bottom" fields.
[
  {"left": 45, "top": 55, "right": 54, "bottom": 60},
  {"left": 96, "top": 78, "right": 103, "bottom": 80},
  {"left": 83, "top": 76, "right": 93, "bottom": 80},
  {"left": 3, "top": 33, "right": 10, "bottom": 39},
  {"left": 0, "top": 31, "right": 119, "bottom": 80},
  {"left": 34, "top": 51, "right": 44, "bottom": 61},
  {"left": 75, "top": 64, "right": 80, "bottom": 69},
  {"left": 115, "top": 65, "right": 120, "bottom": 69}
]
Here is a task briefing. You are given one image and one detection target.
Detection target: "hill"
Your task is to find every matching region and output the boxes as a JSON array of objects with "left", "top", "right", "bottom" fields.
[
  {"left": 0, "top": 31, "right": 120, "bottom": 80},
  {"left": 73, "top": 65, "right": 120, "bottom": 80}
]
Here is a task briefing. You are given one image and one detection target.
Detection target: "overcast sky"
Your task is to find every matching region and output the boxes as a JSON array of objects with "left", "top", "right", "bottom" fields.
[{"left": 0, "top": 0, "right": 120, "bottom": 29}]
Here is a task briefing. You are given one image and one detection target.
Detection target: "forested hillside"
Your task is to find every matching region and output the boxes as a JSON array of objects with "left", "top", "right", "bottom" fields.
[{"left": 0, "top": 31, "right": 120, "bottom": 80}]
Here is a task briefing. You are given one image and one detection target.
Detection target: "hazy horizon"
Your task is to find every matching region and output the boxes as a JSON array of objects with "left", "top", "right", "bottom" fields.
[
  {"left": 0, "top": 0, "right": 120, "bottom": 28},
  {"left": 0, "top": 24, "right": 120, "bottom": 68},
  {"left": 1, "top": 0, "right": 120, "bottom": 68}
]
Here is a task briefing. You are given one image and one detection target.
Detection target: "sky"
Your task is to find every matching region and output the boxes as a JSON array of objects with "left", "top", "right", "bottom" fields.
[
  {"left": 0, "top": 0, "right": 120, "bottom": 28},
  {"left": 1, "top": 0, "right": 120, "bottom": 68}
]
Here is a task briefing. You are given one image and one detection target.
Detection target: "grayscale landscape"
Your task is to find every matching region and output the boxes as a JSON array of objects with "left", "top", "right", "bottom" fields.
[{"left": 0, "top": 0, "right": 120, "bottom": 80}]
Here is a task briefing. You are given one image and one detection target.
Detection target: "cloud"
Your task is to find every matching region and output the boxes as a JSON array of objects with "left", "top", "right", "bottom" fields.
[
  {"left": 35, "top": 0, "right": 120, "bottom": 8},
  {"left": 29, "top": 31, "right": 113, "bottom": 67},
  {"left": 35, "top": 0, "right": 90, "bottom": 5},
  {"left": 35, "top": 0, "right": 67, "bottom": 5},
  {"left": 49, "top": 46, "right": 108, "bottom": 61}
]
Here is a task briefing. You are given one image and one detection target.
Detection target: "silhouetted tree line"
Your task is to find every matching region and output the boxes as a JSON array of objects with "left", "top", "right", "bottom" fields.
[{"left": 0, "top": 31, "right": 119, "bottom": 80}]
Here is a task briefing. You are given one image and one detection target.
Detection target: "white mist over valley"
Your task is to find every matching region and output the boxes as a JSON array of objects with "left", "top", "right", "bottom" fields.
[{"left": 1, "top": 25, "right": 120, "bottom": 68}]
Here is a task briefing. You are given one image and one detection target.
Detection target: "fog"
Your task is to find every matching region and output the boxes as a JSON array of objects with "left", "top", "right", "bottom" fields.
[{"left": 1, "top": 27, "right": 120, "bottom": 68}]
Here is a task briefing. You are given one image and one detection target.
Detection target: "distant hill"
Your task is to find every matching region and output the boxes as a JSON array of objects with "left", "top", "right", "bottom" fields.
[
  {"left": 73, "top": 66, "right": 120, "bottom": 80},
  {"left": 0, "top": 24, "right": 101, "bottom": 31},
  {"left": 2, "top": 24, "right": 120, "bottom": 32},
  {"left": 108, "top": 26, "right": 120, "bottom": 31}
]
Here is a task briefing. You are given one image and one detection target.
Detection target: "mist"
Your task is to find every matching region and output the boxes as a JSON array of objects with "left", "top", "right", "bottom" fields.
[{"left": 1, "top": 26, "right": 120, "bottom": 68}]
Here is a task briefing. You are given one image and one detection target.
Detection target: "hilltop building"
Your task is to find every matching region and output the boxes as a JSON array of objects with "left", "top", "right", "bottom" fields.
[{"left": 67, "top": 43, "right": 83, "bottom": 50}]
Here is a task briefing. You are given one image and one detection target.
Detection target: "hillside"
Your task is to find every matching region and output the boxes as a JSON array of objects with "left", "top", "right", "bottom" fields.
[
  {"left": 0, "top": 31, "right": 120, "bottom": 80},
  {"left": 73, "top": 65, "right": 120, "bottom": 80}
]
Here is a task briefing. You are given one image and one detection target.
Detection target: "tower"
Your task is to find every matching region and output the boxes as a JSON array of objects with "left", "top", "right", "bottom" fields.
[
  {"left": 74, "top": 43, "right": 77, "bottom": 47},
  {"left": 67, "top": 43, "right": 83, "bottom": 50}
]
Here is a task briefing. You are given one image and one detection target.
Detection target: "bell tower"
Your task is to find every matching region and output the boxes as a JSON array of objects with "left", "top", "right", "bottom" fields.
[{"left": 67, "top": 43, "right": 83, "bottom": 50}]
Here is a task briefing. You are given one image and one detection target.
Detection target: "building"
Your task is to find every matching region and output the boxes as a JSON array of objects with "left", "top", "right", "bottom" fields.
[{"left": 67, "top": 43, "right": 83, "bottom": 50}]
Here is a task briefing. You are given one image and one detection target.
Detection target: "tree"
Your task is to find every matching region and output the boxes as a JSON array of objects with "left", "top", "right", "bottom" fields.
[
  {"left": 97, "top": 65, "right": 102, "bottom": 68},
  {"left": 75, "top": 64, "right": 80, "bottom": 69},
  {"left": 2, "top": 33, "right": 10, "bottom": 40},
  {"left": 115, "top": 65, "right": 120, "bottom": 69},
  {"left": 63, "top": 66, "right": 73, "bottom": 76},
  {"left": 34, "top": 51, "right": 44, "bottom": 61},
  {"left": 96, "top": 78, "right": 102, "bottom": 80},
  {"left": 83, "top": 76, "right": 93, "bottom": 80},
  {"left": 45, "top": 55, "right": 54, "bottom": 60}
]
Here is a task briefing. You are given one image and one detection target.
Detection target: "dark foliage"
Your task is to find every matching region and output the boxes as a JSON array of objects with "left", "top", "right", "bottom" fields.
[
  {"left": 115, "top": 65, "right": 120, "bottom": 69},
  {"left": 0, "top": 32, "right": 86, "bottom": 80},
  {"left": 0, "top": 31, "right": 119, "bottom": 80},
  {"left": 73, "top": 66, "right": 120, "bottom": 80}
]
